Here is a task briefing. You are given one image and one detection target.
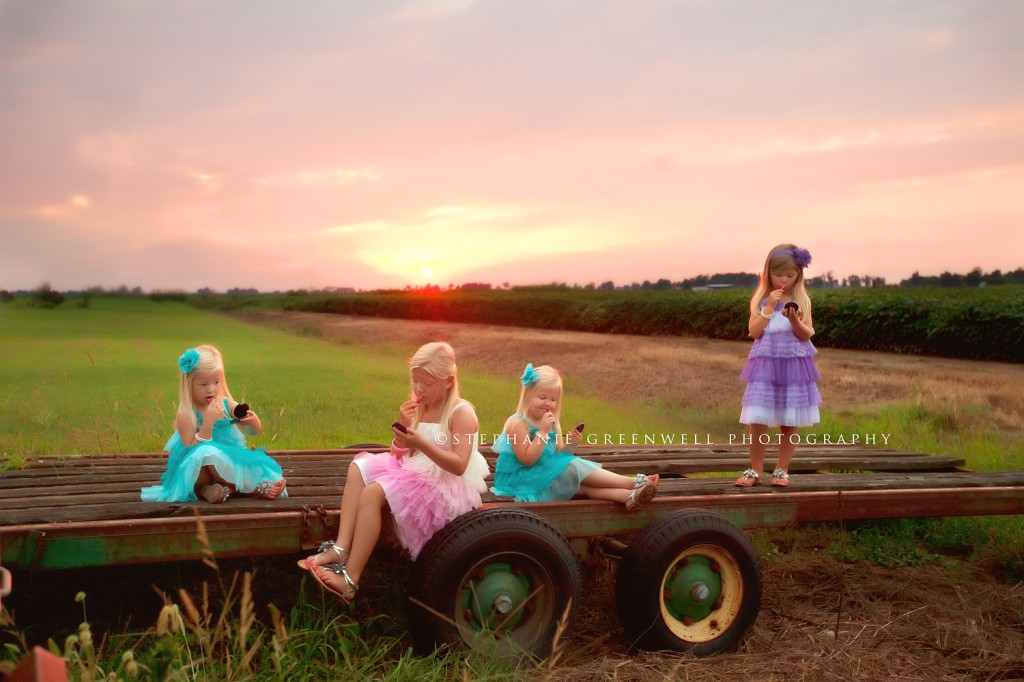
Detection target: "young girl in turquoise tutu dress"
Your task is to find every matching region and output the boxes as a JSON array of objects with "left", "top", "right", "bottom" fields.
[
  {"left": 298, "top": 342, "right": 489, "bottom": 604},
  {"left": 736, "top": 243, "right": 823, "bottom": 488},
  {"left": 491, "top": 364, "right": 659, "bottom": 512},
  {"left": 141, "top": 344, "right": 287, "bottom": 503}
]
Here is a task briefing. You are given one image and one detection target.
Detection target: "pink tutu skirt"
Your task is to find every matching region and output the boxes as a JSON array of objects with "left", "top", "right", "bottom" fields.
[{"left": 353, "top": 449, "right": 488, "bottom": 560}]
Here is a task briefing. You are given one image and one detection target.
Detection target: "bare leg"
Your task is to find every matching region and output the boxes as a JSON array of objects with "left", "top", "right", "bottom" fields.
[
  {"left": 736, "top": 424, "right": 768, "bottom": 486},
  {"left": 578, "top": 485, "right": 631, "bottom": 504},
  {"left": 747, "top": 424, "right": 768, "bottom": 474},
  {"left": 776, "top": 426, "right": 798, "bottom": 473},
  {"left": 336, "top": 462, "right": 366, "bottom": 553},
  {"left": 580, "top": 468, "right": 635, "bottom": 490},
  {"left": 340, "top": 482, "right": 387, "bottom": 584},
  {"left": 193, "top": 466, "right": 213, "bottom": 495},
  {"left": 306, "top": 462, "right": 366, "bottom": 569}
]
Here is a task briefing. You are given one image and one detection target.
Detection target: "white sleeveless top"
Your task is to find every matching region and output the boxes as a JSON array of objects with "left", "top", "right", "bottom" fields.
[{"left": 402, "top": 403, "right": 490, "bottom": 492}]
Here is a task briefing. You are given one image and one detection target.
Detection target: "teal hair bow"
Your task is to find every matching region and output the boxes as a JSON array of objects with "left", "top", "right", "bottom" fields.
[
  {"left": 520, "top": 363, "right": 539, "bottom": 387},
  {"left": 178, "top": 348, "right": 200, "bottom": 373}
]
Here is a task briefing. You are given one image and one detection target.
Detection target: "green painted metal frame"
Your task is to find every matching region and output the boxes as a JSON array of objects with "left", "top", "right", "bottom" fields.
[{"left": 3, "top": 486, "right": 1023, "bottom": 571}]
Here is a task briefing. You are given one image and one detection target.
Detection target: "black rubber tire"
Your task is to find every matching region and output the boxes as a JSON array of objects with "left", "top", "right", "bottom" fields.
[
  {"left": 407, "top": 508, "right": 582, "bottom": 659},
  {"left": 616, "top": 509, "right": 762, "bottom": 656}
]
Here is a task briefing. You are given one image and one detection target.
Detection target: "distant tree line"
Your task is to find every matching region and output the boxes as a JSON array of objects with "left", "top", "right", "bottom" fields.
[
  {"left": 899, "top": 267, "right": 1024, "bottom": 287},
  {"left": 3, "top": 266, "right": 1021, "bottom": 304}
]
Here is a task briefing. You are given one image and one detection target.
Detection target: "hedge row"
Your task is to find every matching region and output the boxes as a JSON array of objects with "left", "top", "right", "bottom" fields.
[{"left": 271, "top": 286, "right": 1023, "bottom": 363}]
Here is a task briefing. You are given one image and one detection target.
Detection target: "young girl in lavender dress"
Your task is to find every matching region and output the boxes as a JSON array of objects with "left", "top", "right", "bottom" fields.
[
  {"left": 298, "top": 342, "right": 489, "bottom": 603},
  {"left": 736, "top": 244, "right": 822, "bottom": 488}
]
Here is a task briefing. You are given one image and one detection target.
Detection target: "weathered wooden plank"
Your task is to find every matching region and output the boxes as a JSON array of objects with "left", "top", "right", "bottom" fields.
[
  {"left": 4, "top": 483, "right": 1023, "bottom": 571},
  {"left": 4, "top": 471, "right": 1022, "bottom": 526},
  {"left": 1, "top": 445, "right": 1018, "bottom": 570},
  {"left": 0, "top": 451, "right": 966, "bottom": 491}
]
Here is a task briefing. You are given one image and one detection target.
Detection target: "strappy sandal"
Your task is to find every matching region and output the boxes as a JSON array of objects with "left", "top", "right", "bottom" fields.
[
  {"left": 624, "top": 481, "right": 658, "bottom": 513},
  {"left": 200, "top": 483, "right": 230, "bottom": 503},
  {"left": 297, "top": 540, "right": 349, "bottom": 571},
  {"left": 633, "top": 473, "right": 660, "bottom": 489},
  {"left": 770, "top": 469, "right": 790, "bottom": 487},
  {"left": 311, "top": 563, "right": 359, "bottom": 604},
  {"left": 735, "top": 469, "right": 760, "bottom": 487},
  {"left": 253, "top": 479, "right": 287, "bottom": 500}
]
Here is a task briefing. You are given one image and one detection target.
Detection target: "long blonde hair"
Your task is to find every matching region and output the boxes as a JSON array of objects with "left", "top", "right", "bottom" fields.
[
  {"left": 178, "top": 344, "right": 234, "bottom": 432},
  {"left": 514, "top": 364, "right": 564, "bottom": 437},
  {"left": 750, "top": 242, "right": 812, "bottom": 314},
  {"left": 409, "top": 342, "right": 468, "bottom": 442}
]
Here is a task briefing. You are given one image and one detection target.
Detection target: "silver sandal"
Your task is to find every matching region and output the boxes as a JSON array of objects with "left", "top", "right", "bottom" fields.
[
  {"left": 633, "top": 473, "right": 661, "bottom": 489},
  {"left": 297, "top": 540, "right": 349, "bottom": 571},
  {"left": 313, "top": 562, "right": 359, "bottom": 603},
  {"left": 735, "top": 469, "right": 760, "bottom": 487},
  {"left": 624, "top": 481, "right": 658, "bottom": 513}
]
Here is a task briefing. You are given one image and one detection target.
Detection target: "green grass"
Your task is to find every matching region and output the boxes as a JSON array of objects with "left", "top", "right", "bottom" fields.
[
  {"left": 0, "top": 296, "right": 681, "bottom": 457},
  {"left": 2, "top": 295, "right": 1022, "bottom": 679}
]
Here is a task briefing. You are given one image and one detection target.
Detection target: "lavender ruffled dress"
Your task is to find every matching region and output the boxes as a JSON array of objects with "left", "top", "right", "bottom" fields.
[{"left": 740, "top": 299, "right": 822, "bottom": 427}]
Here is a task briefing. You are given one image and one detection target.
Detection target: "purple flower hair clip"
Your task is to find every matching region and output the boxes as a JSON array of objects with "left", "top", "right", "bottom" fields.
[{"left": 774, "top": 247, "right": 812, "bottom": 268}]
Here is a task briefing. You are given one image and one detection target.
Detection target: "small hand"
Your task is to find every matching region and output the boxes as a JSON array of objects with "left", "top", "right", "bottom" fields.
[
  {"left": 235, "top": 409, "right": 258, "bottom": 427},
  {"left": 394, "top": 426, "right": 419, "bottom": 452},
  {"left": 398, "top": 398, "right": 420, "bottom": 426},
  {"left": 766, "top": 288, "right": 784, "bottom": 308},
  {"left": 200, "top": 399, "right": 226, "bottom": 422},
  {"left": 540, "top": 409, "right": 557, "bottom": 432},
  {"left": 565, "top": 428, "right": 581, "bottom": 446}
]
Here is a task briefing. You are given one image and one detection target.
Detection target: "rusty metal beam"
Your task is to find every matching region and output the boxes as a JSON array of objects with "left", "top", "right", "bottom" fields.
[{"left": 2, "top": 486, "right": 1022, "bottom": 571}]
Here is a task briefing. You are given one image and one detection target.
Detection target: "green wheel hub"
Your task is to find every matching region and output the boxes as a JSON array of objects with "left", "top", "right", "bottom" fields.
[
  {"left": 663, "top": 555, "right": 722, "bottom": 623},
  {"left": 659, "top": 543, "right": 745, "bottom": 643},
  {"left": 460, "top": 562, "right": 530, "bottom": 631}
]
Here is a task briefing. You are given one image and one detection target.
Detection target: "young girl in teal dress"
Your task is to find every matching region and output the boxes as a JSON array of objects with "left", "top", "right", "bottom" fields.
[
  {"left": 141, "top": 344, "right": 287, "bottom": 503},
  {"left": 491, "top": 364, "right": 659, "bottom": 512}
]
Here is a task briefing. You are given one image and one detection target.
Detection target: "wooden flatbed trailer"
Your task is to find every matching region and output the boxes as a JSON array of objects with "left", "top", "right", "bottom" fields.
[{"left": 3, "top": 444, "right": 1023, "bottom": 656}]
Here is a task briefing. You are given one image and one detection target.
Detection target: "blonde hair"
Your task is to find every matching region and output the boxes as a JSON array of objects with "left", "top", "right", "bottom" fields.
[
  {"left": 750, "top": 242, "right": 811, "bottom": 315},
  {"left": 515, "top": 364, "right": 564, "bottom": 438},
  {"left": 177, "top": 344, "right": 234, "bottom": 432},
  {"left": 409, "top": 341, "right": 468, "bottom": 442}
]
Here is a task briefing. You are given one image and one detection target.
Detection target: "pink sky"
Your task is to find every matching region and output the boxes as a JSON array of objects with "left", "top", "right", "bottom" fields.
[{"left": 1, "top": 1, "right": 1022, "bottom": 292}]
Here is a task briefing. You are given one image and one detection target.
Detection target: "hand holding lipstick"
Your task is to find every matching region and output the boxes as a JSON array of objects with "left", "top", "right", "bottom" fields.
[
  {"left": 540, "top": 407, "right": 557, "bottom": 432},
  {"left": 200, "top": 397, "right": 227, "bottom": 423},
  {"left": 398, "top": 395, "right": 422, "bottom": 428}
]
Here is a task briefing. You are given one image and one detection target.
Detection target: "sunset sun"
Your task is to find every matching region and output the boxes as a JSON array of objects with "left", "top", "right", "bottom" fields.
[{"left": 421, "top": 266, "right": 433, "bottom": 280}]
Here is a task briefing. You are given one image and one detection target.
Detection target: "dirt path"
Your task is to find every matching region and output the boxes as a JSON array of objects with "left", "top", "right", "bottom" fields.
[
  {"left": 247, "top": 311, "right": 1024, "bottom": 430},
  {"left": 243, "top": 311, "right": 1024, "bottom": 680}
]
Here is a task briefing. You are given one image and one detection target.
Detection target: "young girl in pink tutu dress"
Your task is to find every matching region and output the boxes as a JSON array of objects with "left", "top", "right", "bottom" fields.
[
  {"left": 298, "top": 342, "right": 490, "bottom": 603},
  {"left": 736, "top": 243, "right": 822, "bottom": 488}
]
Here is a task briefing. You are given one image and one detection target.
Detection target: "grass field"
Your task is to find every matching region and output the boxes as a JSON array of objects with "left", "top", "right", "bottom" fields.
[
  {"left": 2, "top": 296, "right": 1022, "bottom": 681},
  {"left": 0, "top": 296, "right": 680, "bottom": 460}
]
